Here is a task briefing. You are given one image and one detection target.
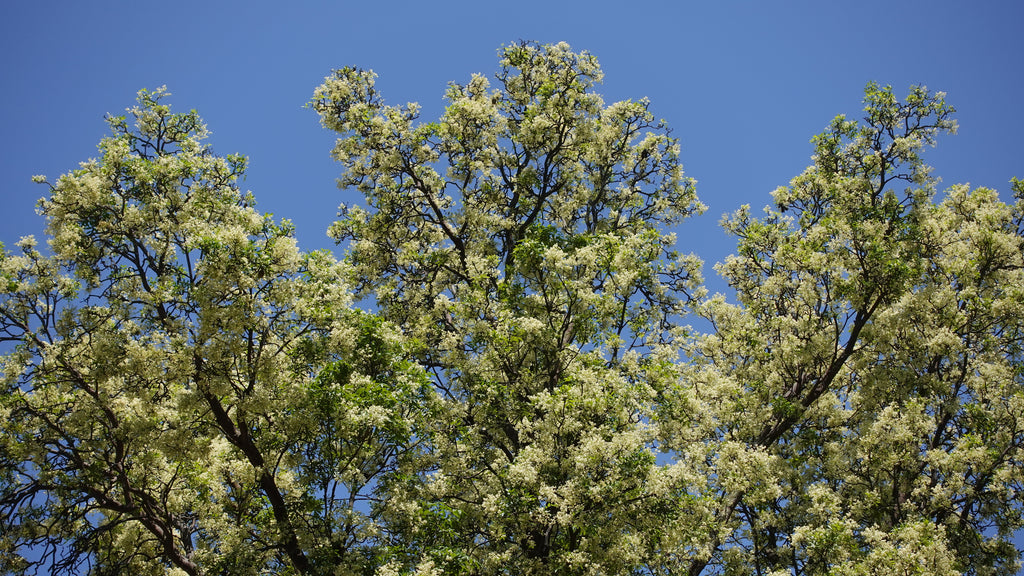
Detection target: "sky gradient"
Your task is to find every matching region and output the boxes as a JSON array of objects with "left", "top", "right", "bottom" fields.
[{"left": 3, "top": 2, "right": 1021, "bottom": 275}]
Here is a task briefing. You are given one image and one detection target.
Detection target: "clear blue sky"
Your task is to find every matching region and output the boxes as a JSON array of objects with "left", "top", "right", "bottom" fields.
[
  {"left": 1, "top": 0, "right": 1023, "bottom": 566},
  {"left": 3, "top": 1, "right": 1021, "bottom": 273}
]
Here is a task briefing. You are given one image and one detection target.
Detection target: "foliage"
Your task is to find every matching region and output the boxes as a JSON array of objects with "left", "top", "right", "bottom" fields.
[
  {"left": 0, "top": 89, "right": 436, "bottom": 576},
  {"left": 311, "top": 40, "right": 704, "bottom": 575},
  {"left": 680, "top": 82, "right": 1024, "bottom": 575},
  {"left": 1, "top": 43, "right": 1022, "bottom": 576}
]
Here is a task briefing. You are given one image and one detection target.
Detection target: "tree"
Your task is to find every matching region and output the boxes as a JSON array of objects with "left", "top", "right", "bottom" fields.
[
  {"left": 0, "top": 88, "right": 436, "bottom": 576},
  {"left": 2, "top": 42, "right": 1023, "bottom": 576},
  {"left": 677, "top": 83, "right": 1024, "bottom": 575},
  {"left": 310, "top": 40, "right": 705, "bottom": 575}
]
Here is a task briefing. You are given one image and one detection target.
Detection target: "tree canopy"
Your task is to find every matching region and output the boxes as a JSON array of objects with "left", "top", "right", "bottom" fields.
[{"left": 2, "top": 41, "right": 1022, "bottom": 576}]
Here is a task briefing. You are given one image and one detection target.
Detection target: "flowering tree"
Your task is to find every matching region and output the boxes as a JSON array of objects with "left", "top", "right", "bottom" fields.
[
  {"left": 0, "top": 89, "right": 436, "bottom": 576},
  {"left": 310, "top": 40, "right": 705, "bottom": 575},
  {"left": 676, "top": 83, "right": 1024, "bottom": 575},
  {"left": 2, "top": 42, "right": 1022, "bottom": 576}
]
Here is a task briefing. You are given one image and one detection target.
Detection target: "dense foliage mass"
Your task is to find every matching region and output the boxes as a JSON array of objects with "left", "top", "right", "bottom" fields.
[{"left": 2, "top": 42, "right": 1022, "bottom": 576}]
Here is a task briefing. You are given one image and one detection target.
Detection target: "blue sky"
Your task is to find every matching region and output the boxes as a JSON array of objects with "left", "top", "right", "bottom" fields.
[
  {"left": 1, "top": 0, "right": 1023, "bottom": 566},
  {"left": 3, "top": 1, "right": 1021, "bottom": 275}
]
